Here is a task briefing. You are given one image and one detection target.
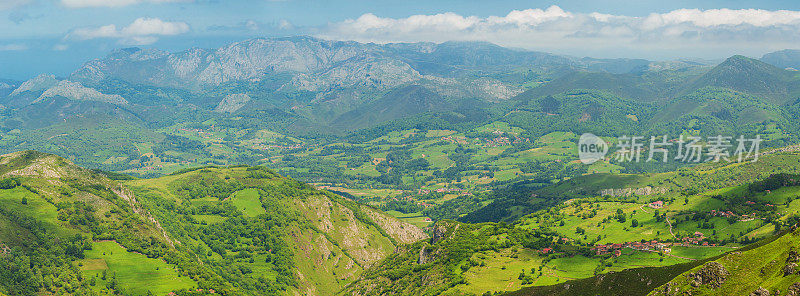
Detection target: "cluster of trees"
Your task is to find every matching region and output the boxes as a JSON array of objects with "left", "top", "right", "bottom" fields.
[
  {"left": 380, "top": 199, "right": 424, "bottom": 214},
  {"left": 0, "top": 207, "right": 94, "bottom": 295},
  {"left": 749, "top": 173, "right": 800, "bottom": 192},
  {"left": 131, "top": 168, "right": 332, "bottom": 295},
  {"left": 350, "top": 220, "right": 582, "bottom": 295},
  {"left": 0, "top": 178, "right": 19, "bottom": 189}
]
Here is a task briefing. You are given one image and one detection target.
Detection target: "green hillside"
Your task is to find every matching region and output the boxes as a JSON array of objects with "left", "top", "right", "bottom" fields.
[
  {"left": 681, "top": 55, "right": 800, "bottom": 105},
  {"left": 0, "top": 150, "right": 427, "bottom": 295},
  {"left": 0, "top": 150, "right": 197, "bottom": 295},
  {"left": 649, "top": 226, "right": 800, "bottom": 296},
  {"left": 124, "top": 164, "right": 428, "bottom": 295},
  {"left": 339, "top": 148, "right": 800, "bottom": 296}
]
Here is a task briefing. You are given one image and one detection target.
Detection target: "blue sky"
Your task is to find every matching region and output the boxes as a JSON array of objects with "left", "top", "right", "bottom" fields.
[{"left": 2, "top": 0, "right": 800, "bottom": 79}]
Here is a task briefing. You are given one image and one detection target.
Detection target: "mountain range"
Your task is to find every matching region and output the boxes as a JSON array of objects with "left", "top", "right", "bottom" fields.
[{"left": 2, "top": 35, "right": 800, "bottom": 296}]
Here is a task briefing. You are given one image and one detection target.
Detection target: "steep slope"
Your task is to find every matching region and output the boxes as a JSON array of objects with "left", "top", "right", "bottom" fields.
[
  {"left": 512, "top": 71, "right": 668, "bottom": 102},
  {"left": 761, "top": 49, "right": 800, "bottom": 70},
  {"left": 331, "top": 85, "right": 450, "bottom": 130},
  {"left": 681, "top": 55, "right": 800, "bottom": 105},
  {"left": 511, "top": 64, "right": 706, "bottom": 103},
  {"left": 66, "top": 36, "right": 566, "bottom": 107},
  {"left": 648, "top": 87, "right": 788, "bottom": 137},
  {"left": 387, "top": 41, "right": 573, "bottom": 76},
  {"left": 123, "top": 164, "right": 428, "bottom": 295},
  {"left": 69, "top": 37, "right": 416, "bottom": 91},
  {"left": 0, "top": 79, "right": 17, "bottom": 98},
  {"left": 3, "top": 74, "right": 128, "bottom": 107},
  {"left": 0, "top": 151, "right": 427, "bottom": 295},
  {"left": 649, "top": 226, "right": 800, "bottom": 296},
  {"left": 506, "top": 90, "right": 648, "bottom": 138},
  {"left": 0, "top": 150, "right": 203, "bottom": 295}
]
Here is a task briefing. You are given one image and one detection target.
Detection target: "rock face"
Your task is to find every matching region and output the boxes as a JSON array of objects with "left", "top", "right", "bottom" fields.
[
  {"left": 214, "top": 94, "right": 251, "bottom": 113},
  {"left": 787, "top": 282, "right": 800, "bottom": 296},
  {"left": 10, "top": 74, "right": 58, "bottom": 96},
  {"left": 784, "top": 262, "right": 797, "bottom": 276},
  {"left": 363, "top": 207, "right": 427, "bottom": 245},
  {"left": 9, "top": 75, "right": 128, "bottom": 106},
  {"left": 418, "top": 245, "right": 434, "bottom": 264},
  {"left": 688, "top": 262, "right": 729, "bottom": 288},
  {"left": 789, "top": 250, "right": 800, "bottom": 263},
  {"left": 432, "top": 221, "right": 459, "bottom": 244},
  {"left": 599, "top": 186, "right": 667, "bottom": 197},
  {"left": 35, "top": 80, "right": 128, "bottom": 105},
  {"left": 749, "top": 287, "right": 770, "bottom": 296},
  {"left": 66, "top": 36, "right": 570, "bottom": 102}
]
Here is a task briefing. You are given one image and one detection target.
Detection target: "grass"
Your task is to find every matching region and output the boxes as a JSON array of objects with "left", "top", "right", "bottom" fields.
[
  {"left": 605, "top": 248, "right": 687, "bottom": 272},
  {"left": 230, "top": 188, "right": 264, "bottom": 217},
  {"left": 454, "top": 249, "right": 547, "bottom": 294},
  {"left": 0, "top": 186, "right": 74, "bottom": 237},
  {"left": 384, "top": 210, "right": 432, "bottom": 228},
  {"left": 79, "top": 241, "right": 196, "bottom": 295},
  {"left": 655, "top": 227, "right": 800, "bottom": 295}
]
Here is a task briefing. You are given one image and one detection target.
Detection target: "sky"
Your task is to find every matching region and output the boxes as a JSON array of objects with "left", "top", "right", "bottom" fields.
[{"left": 2, "top": 0, "right": 800, "bottom": 80}]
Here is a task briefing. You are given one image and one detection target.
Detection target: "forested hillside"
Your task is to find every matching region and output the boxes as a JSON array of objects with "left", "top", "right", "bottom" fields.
[{"left": 0, "top": 150, "right": 426, "bottom": 296}]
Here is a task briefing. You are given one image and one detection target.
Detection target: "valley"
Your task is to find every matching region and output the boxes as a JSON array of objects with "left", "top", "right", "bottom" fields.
[{"left": 0, "top": 31, "right": 800, "bottom": 296}]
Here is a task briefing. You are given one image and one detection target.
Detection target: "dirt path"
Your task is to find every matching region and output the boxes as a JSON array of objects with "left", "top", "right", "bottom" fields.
[{"left": 666, "top": 217, "right": 676, "bottom": 238}]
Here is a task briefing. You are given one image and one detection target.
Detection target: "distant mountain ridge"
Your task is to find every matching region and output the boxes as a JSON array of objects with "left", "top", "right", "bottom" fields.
[
  {"left": 761, "top": 49, "right": 800, "bottom": 70},
  {"left": 1, "top": 37, "right": 799, "bottom": 174},
  {"left": 682, "top": 55, "right": 800, "bottom": 105},
  {"left": 69, "top": 37, "right": 573, "bottom": 91}
]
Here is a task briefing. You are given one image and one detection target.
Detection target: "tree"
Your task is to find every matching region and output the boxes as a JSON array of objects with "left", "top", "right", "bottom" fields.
[{"left": 615, "top": 209, "right": 626, "bottom": 223}]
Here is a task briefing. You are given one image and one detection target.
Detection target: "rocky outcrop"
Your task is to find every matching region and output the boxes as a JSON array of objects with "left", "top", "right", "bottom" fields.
[
  {"left": 35, "top": 80, "right": 128, "bottom": 105},
  {"left": 10, "top": 74, "right": 58, "bottom": 96},
  {"left": 599, "top": 186, "right": 667, "bottom": 197},
  {"left": 688, "top": 262, "right": 729, "bottom": 288},
  {"left": 654, "top": 282, "right": 678, "bottom": 296},
  {"left": 363, "top": 207, "right": 428, "bottom": 244},
  {"left": 214, "top": 94, "right": 251, "bottom": 113},
  {"left": 789, "top": 250, "right": 800, "bottom": 263},
  {"left": 432, "top": 221, "right": 459, "bottom": 244},
  {"left": 784, "top": 263, "right": 797, "bottom": 276},
  {"left": 786, "top": 283, "right": 800, "bottom": 296},
  {"left": 750, "top": 287, "right": 770, "bottom": 296},
  {"left": 418, "top": 245, "right": 435, "bottom": 264}
]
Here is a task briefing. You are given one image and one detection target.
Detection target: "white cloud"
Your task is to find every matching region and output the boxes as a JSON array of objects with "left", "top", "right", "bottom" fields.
[
  {"left": 0, "top": 0, "right": 31, "bottom": 10},
  {"left": 68, "top": 17, "right": 189, "bottom": 45},
  {"left": 0, "top": 43, "right": 27, "bottom": 51},
  {"left": 642, "top": 8, "right": 800, "bottom": 29},
  {"left": 71, "top": 24, "right": 119, "bottom": 39},
  {"left": 319, "top": 6, "right": 800, "bottom": 58},
  {"left": 278, "top": 19, "right": 293, "bottom": 30},
  {"left": 121, "top": 17, "right": 190, "bottom": 36},
  {"left": 61, "top": 0, "right": 191, "bottom": 8}
]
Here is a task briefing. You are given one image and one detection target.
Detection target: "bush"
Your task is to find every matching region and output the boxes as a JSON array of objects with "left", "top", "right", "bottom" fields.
[{"left": 0, "top": 178, "right": 19, "bottom": 189}]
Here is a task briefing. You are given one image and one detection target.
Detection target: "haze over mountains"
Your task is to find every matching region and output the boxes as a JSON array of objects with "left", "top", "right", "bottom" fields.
[
  {"left": 4, "top": 34, "right": 800, "bottom": 296},
  {"left": 3, "top": 36, "right": 799, "bottom": 122},
  {"left": 0, "top": 36, "right": 799, "bottom": 173}
]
